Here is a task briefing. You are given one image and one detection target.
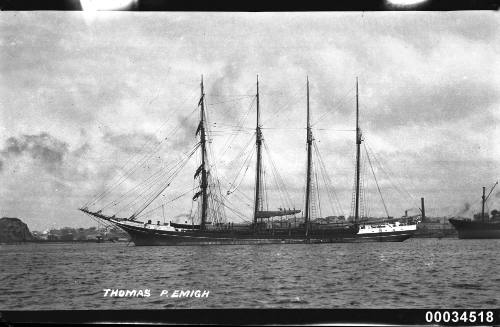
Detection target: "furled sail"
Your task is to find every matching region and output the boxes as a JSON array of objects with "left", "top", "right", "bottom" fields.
[
  {"left": 195, "top": 121, "right": 202, "bottom": 136},
  {"left": 255, "top": 209, "right": 301, "bottom": 218},
  {"left": 194, "top": 164, "right": 203, "bottom": 179},
  {"left": 192, "top": 190, "right": 203, "bottom": 201}
]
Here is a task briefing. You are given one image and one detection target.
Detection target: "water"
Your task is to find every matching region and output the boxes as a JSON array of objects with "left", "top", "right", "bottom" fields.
[{"left": 1, "top": 238, "right": 499, "bottom": 309}]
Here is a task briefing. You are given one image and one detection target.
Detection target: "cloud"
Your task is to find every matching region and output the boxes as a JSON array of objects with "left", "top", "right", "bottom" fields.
[
  {"left": 170, "top": 114, "right": 198, "bottom": 150},
  {"left": 103, "top": 131, "right": 160, "bottom": 154},
  {"left": 1, "top": 133, "right": 69, "bottom": 173},
  {"left": 0, "top": 11, "right": 499, "bottom": 229},
  {"left": 365, "top": 79, "right": 499, "bottom": 130}
]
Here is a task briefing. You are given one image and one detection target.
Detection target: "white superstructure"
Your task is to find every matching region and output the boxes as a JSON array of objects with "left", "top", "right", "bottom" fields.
[{"left": 357, "top": 221, "right": 417, "bottom": 235}]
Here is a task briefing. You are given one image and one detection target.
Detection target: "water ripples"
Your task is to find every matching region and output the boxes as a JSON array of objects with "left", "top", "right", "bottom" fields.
[{"left": 0, "top": 239, "right": 499, "bottom": 309}]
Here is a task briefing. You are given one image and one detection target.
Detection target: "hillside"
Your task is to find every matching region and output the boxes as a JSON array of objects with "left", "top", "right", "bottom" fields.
[{"left": 0, "top": 217, "right": 33, "bottom": 243}]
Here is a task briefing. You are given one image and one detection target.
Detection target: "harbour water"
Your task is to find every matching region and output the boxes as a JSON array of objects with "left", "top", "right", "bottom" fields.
[{"left": 1, "top": 238, "right": 499, "bottom": 309}]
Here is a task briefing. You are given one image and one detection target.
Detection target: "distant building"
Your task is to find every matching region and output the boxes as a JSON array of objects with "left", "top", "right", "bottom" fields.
[{"left": 47, "top": 234, "right": 59, "bottom": 241}]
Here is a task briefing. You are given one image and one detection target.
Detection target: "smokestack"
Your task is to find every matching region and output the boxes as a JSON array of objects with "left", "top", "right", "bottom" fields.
[
  {"left": 421, "top": 197, "right": 426, "bottom": 221},
  {"left": 405, "top": 210, "right": 408, "bottom": 217}
]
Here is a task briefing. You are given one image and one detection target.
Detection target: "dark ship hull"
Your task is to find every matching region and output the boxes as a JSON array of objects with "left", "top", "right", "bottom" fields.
[
  {"left": 448, "top": 218, "right": 500, "bottom": 239},
  {"left": 114, "top": 221, "right": 415, "bottom": 246}
]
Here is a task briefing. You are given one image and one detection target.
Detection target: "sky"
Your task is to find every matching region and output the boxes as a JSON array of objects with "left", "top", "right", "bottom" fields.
[{"left": 0, "top": 11, "right": 499, "bottom": 231}]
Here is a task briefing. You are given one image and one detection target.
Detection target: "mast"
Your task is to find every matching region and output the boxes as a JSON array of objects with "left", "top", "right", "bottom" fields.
[
  {"left": 253, "top": 75, "right": 262, "bottom": 230},
  {"left": 199, "top": 75, "right": 209, "bottom": 230},
  {"left": 481, "top": 186, "right": 486, "bottom": 222},
  {"left": 305, "top": 76, "right": 312, "bottom": 236},
  {"left": 483, "top": 181, "right": 499, "bottom": 221},
  {"left": 354, "top": 77, "right": 361, "bottom": 227}
]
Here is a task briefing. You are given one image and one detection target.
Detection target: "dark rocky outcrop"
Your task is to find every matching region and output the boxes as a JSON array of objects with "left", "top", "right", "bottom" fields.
[{"left": 0, "top": 217, "right": 33, "bottom": 243}]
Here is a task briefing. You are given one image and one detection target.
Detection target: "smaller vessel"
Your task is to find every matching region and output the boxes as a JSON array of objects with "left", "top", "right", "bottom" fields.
[
  {"left": 449, "top": 182, "right": 500, "bottom": 239},
  {"left": 356, "top": 219, "right": 418, "bottom": 241}
]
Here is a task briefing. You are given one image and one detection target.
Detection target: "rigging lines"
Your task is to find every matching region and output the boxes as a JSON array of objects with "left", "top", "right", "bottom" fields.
[
  {"left": 82, "top": 77, "right": 424, "bottom": 229},
  {"left": 84, "top": 104, "right": 200, "bottom": 210},
  {"left": 364, "top": 143, "right": 390, "bottom": 218},
  {"left": 364, "top": 141, "right": 419, "bottom": 210},
  {"left": 131, "top": 143, "right": 200, "bottom": 219}
]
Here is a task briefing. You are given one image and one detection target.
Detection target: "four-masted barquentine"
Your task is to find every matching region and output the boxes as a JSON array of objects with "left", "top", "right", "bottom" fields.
[{"left": 80, "top": 76, "right": 419, "bottom": 245}]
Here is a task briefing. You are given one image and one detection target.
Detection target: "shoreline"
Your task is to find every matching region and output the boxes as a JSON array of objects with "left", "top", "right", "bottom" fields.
[{"left": 0, "top": 239, "right": 130, "bottom": 245}]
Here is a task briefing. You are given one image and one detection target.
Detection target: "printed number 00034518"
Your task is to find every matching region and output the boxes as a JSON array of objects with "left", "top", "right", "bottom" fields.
[{"left": 425, "top": 311, "right": 494, "bottom": 324}]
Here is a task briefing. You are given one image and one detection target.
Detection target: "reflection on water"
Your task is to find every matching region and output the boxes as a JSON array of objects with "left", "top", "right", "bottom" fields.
[{"left": 0, "top": 238, "right": 499, "bottom": 309}]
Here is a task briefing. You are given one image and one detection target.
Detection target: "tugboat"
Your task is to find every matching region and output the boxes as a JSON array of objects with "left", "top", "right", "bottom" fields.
[{"left": 449, "top": 182, "right": 500, "bottom": 239}]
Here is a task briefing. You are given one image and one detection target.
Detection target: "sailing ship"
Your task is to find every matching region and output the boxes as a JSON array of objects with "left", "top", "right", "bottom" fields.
[
  {"left": 80, "top": 76, "right": 419, "bottom": 245},
  {"left": 449, "top": 182, "right": 500, "bottom": 239}
]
